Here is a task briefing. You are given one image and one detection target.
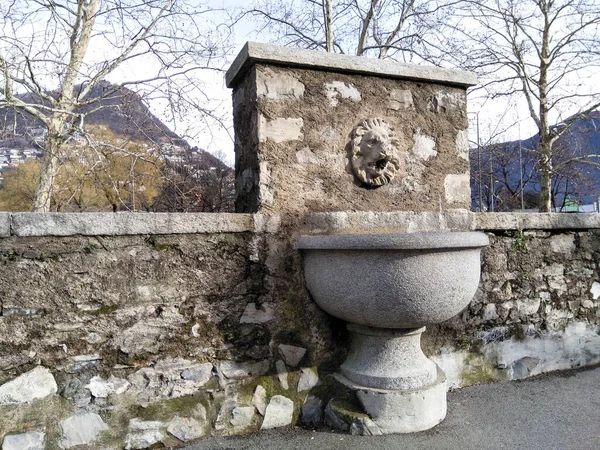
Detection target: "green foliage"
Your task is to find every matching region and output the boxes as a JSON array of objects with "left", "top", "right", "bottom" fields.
[{"left": 505, "top": 229, "right": 528, "bottom": 253}]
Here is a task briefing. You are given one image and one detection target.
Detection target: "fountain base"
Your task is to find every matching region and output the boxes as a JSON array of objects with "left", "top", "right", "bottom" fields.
[
  {"left": 332, "top": 324, "right": 447, "bottom": 433},
  {"left": 333, "top": 368, "right": 447, "bottom": 434}
]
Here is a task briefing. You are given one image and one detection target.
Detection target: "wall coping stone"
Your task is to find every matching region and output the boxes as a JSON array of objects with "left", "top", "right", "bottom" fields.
[
  {"left": 226, "top": 42, "right": 477, "bottom": 89},
  {"left": 9, "top": 213, "right": 256, "bottom": 237},
  {"left": 476, "top": 212, "right": 600, "bottom": 231},
  {"left": 2, "top": 212, "right": 600, "bottom": 238},
  {"left": 0, "top": 213, "right": 10, "bottom": 237},
  {"left": 301, "top": 211, "right": 600, "bottom": 234}
]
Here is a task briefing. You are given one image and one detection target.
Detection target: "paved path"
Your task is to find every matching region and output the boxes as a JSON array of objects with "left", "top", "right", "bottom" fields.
[{"left": 185, "top": 365, "right": 600, "bottom": 450}]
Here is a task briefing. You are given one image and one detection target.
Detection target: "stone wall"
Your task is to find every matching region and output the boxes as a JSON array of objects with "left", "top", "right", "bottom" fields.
[
  {"left": 0, "top": 211, "right": 599, "bottom": 447},
  {"left": 0, "top": 212, "right": 338, "bottom": 449}
]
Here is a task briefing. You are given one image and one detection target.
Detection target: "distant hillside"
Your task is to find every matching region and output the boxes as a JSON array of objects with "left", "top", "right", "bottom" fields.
[
  {"left": 0, "top": 81, "right": 188, "bottom": 149},
  {"left": 0, "top": 81, "right": 230, "bottom": 176},
  {"left": 470, "top": 110, "right": 600, "bottom": 211}
]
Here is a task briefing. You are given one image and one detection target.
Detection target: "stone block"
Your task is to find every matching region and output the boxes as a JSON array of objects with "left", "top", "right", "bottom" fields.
[
  {"left": 125, "top": 419, "right": 165, "bottom": 450},
  {"left": 0, "top": 212, "right": 10, "bottom": 237},
  {"left": 258, "top": 116, "right": 304, "bottom": 143},
  {"left": 219, "top": 360, "right": 270, "bottom": 379},
  {"left": 0, "top": 366, "right": 57, "bottom": 405},
  {"left": 456, "top": 129, "right": 469, "bottom": 161},
  {"left": 324, "top": 81, "right": 361, "bottom": 106},
  {"left": 297, "top": 368, "right": 319, "bottom": 392},
  {"left": 261, "top": 395, "right": 294, "bottom": 429},
  {"left": 300, "top": 396, "right": 323, "bottom": 426},
  {"left": 252, "top": 385, "right": 267, "bottom": 416},
  {"left": 256, "top": 67, "right": 305, "bottom": 100},
  {"left": 444, "top": 174, "right": 471, "bottom": 204},
  {"left": 59, "top": 411, "right": 109, "bottom": 448},
  {"left": 388, "top": 89, "right": 414, "bottom": 110},
  {"left": 86, "top": 375, "right": 130, "bottom": 398},
  {"left": 240, "top": 303, "right": 275, "bottom": 324},
  {"left": 167, "top": 416, "right": 207, "bottom": 442},
  {"left": 11, "top": 212, "right": 253, "bottom": 236},
  {"left": 2, "top": 431, "right": 45, "bottom": 450},
  {"left": 275, "top": 360, "right": 289, "bottom": 390},
  {"left": 277, "top": 344, "right": 307, "bottom": 367},
  {"left": 230, "top": 407, "right": 256, "bottom": 429},
  {"left": 412, "top": 130, "right": 437, "bottom": 160}
]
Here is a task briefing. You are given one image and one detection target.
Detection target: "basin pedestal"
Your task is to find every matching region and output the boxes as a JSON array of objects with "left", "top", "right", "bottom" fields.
[
  {"left": 335, "top": 324, "right": 447, "bottom": 433},
  {"left": 296, "top": 232, "right": 489, "bottom": 434}
]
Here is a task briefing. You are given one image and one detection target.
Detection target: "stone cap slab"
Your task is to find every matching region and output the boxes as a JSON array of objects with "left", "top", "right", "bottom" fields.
[
  {"left": 226, "top": 42, "right": 477, "bottom": 89},
  {"left": 0, "top": 213, "right": 10, "bottom": 237},
  {"left": 476, "top": 213, "right": 600, "bottom": 230},
  {"left": 10, "top": 213, "right": 255, "bottom": 237}
]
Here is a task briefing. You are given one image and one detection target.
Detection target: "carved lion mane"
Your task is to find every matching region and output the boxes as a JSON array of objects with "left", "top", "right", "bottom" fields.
[{"left": 351, "top": 118, "right": 401, "bottom": 187}]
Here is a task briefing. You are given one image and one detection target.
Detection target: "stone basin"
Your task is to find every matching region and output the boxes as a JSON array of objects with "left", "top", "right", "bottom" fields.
[
  {"left": 295, "top": 232, "right": 489, "bottom": 329},
  {"left": 295, "top": 231, "right": 489, "bottom": 434}
]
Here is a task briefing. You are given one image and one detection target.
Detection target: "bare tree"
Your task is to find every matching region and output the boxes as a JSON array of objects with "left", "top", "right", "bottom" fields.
[
  {"left": 445, "top": 0, "right": 600, "bottom": 212},
  {"left": 240, "top": 0, "right": 453, "bottom": 61},
  {"left": 0, "top": 0, "right": 229, "bottom": 211},
  {"left": 152, "top": 149, "right": 234, "bottom": 213}
]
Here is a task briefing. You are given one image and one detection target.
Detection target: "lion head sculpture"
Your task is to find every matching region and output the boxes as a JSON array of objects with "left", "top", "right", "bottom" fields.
[{"left": 350, "top": 118, "right": 401, "bottom": 187}]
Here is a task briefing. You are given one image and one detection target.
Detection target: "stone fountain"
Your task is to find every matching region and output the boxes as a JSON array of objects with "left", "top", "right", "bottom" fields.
[
  {"left": 295, "top": 232, "right": 488, "bottom": 433},
  {"left": 227, "top": 42, "right": 486, "bottom": 434}
]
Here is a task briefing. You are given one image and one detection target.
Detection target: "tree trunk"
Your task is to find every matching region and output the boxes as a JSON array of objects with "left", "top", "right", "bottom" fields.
[
  {"left": 538, "top": 140, "right": 553, "bottom": 212},
  {"left": 31, "top": 134, "right": 62, "bottom": 212}
]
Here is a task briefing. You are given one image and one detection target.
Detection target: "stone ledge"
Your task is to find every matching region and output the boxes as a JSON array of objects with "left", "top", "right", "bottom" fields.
[
  {"left": 10, "top": 213, "right": 255, "bottom": 237},
  {"left": 476, "top": 213, "right": 600, "bottom": 231},
  {"left": 226, "top": 42, "right": 477, "bottom": 89},
  {"left": 300, "top": 210, "right": 476, "bottom": 235},
  {"left": 0, "top": 213, "right": 10, "bottom": 237}
]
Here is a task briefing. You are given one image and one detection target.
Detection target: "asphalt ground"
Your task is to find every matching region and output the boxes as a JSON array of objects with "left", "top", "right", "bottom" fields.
[{"left": 184, "top": 365, "right": 600, "bottom": 450}]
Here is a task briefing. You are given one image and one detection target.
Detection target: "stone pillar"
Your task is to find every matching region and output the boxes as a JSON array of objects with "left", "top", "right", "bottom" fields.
[{"left": 226, "top": 42, "right": 477, "bottom": 216}]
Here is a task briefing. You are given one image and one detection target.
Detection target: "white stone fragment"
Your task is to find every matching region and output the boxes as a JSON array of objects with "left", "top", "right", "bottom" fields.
[
  {"left": 482, "top": 303, "right": 498, "bottom": 321},
  {"left": 257, "top": 67, "right": 305, "bottom": 100},
  {"left": 167, "top": 416, "right": 206, "bottom": 442},
  {"left": 550, "top": 234, "right": 575, "bottom": 254},
  {"left": 582, "top": 300, "right": 594, "bottom": 308},
  {"left": 261, "top": 395, "right": 295, "bottom": 430},
  {"left": 2, "top": 431, "right": 45, "bottom": 450},
  {"left": 388, "top": 89, "right": 414, "bottom": 110},
  {"left": 258, "top": 116, "right": 304, "bottom": 143},
  {"left": 0, "top": 366, "right": 57, "bottom": 405},
  {"left": 325, "top": 81, "right": 362, "bottom": 106},
  {"left": 252, "top": 385, "right": 268, "bottom": 416},
  {"left": 277, "top": 344, "right": 307, "bottom": 367},
  {"left": 230, "top": 406, "right": 256, "bottom": 428},
  {"left": 296, "top": 147, "right": 319, "bottom": 165},
  {"left": 181, "top": 363, "right": 213, "bottom": 384},
  {"left": 412, "top": 131, "right": 437, "bottom": 160},
  {"left": 86, "top": 375, "right": 130, "bottom": 398},
  {"left": 455, "top": 129, "right": 469, "bottom": 161},
  {"left": 297, "top": 368, "right": 320, "bottom": 392},
  {"left": 444, "top": 174, "right": 471, "bottom": 204},
  {"left": 240, "top": 303, "right": 275, "bottom": 324},
  {"left": 258, "top": 161, "right": 274, "bottom": 206},
  {"left": 170, "top": 380, "right": 202, "bottom": 398},
  {"left": 125, "top": 419, "right": 165, "bottom": 450},
  {"left": 215, "top": 395, "right": 238, "bottom": 431},
  {"left": 590, "top": 282, "right": 600, "bottom": 300},
  {"left": 219, "top": 360, "right": 270, "bottom": 379},
  {"left": 59, "top": 411, "right": 109, "bottom": 449},
  {"left": 276, "top": 360, "right": 289, "bottom": 390}
]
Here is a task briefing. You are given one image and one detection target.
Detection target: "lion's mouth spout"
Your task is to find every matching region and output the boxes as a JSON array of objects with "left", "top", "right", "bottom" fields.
[{"left": 375, "top": 158, "right": 388, "bottom": 170}]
